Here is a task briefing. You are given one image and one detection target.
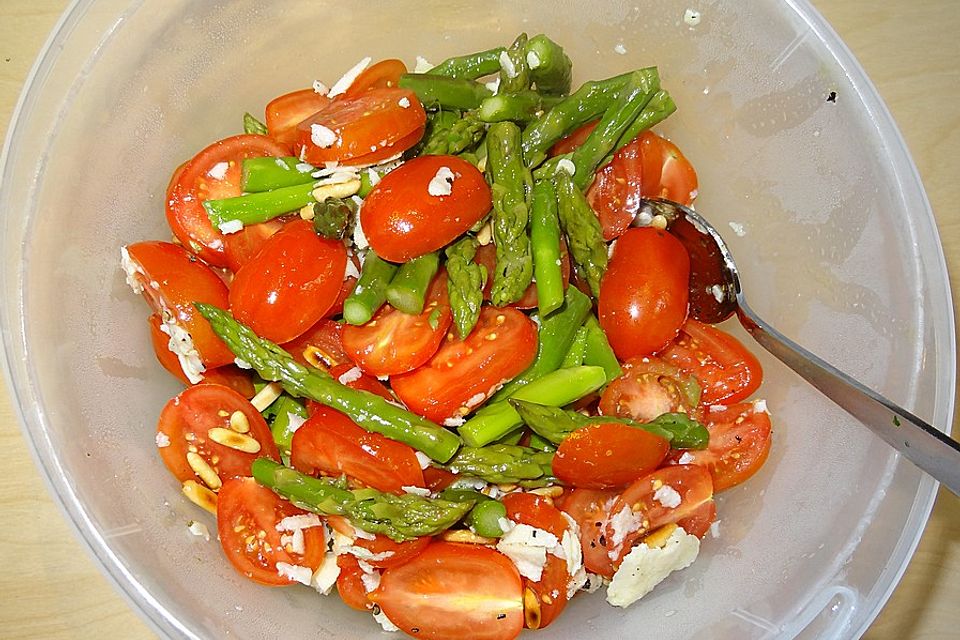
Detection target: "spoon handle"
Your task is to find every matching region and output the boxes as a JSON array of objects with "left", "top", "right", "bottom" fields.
[{"left": 736, "top": 298, "right": 960, "bottom": 496}]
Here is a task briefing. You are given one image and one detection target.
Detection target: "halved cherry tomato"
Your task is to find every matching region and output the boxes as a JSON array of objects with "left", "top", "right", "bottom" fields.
[
  {"left": 165, "top": 134, "right": 289, "bottom": 268},
  {"left": 587, "top": 133, "right": 644, "bottom": 241},
  {"left": 661, "top": 319, "right": 763, "bottom": 406},
  {"left": 361, "top": 155, "right": 492, "bottom": 262},
  {"left": 326, "top": 251, "right": 361, "bottom": 319},
  {"left": 222, "top": 218, "right": 288, "bottom": 272},
  {"left": 217, "top": 477, "right": 327, "bottom": 586},
  {"left": 599, "top": 227, "right": 690, "bottom": 360},
  {"left": 147, "top": 313, "right": 193, "bottom": 385},
  {"left": 283, "top": 318, "right": 348, "bottom": 369},
  {"left": 344, "top": 124, "right": 425, "bottom": 165},
  {"left": 474, "top": 242, "right": 571, "bottom": 309},
  {"left": 229, "top": 219, "right": 347, "bottom": 344},
  {"left": 336, "top": 554, "right": 373, "bottom": 611},
  {"left": 341, "top": 271, "right": 452, "bottom": 376},
  {"left": 422, "top": 466, "right": 459, "bottom": 492},
  {"left": 294, "top": 88, "right": 425, "bottom": 165},
  {"left": 667, "top": 402, "right": 772, "bottom": 491},
  {"left": 598, "top": 357, "right": 701, "bottom": 422},
  {"left": 326, "top": 516, "right": 431, "bottom": 570},
  {"left": 371, "top": 542, "right": 524, "bottom": 640},
  {"left": 125, "top": 241, "right": 234, "bottom": 370},
  {"left": 553, "top": 421, "right": 670, "bottom": 489},
  {"left": 265, "top": 88, "right": 332, "bottom": 147},
  {"left": 603, "top": 465, "right": 715, "bottom": 565},
  {"left": 559, "top": 488, "right": 619, "bottom": 578},
  {"left": 344, "top": 59, "right": 408, "bottom": 97},
  {"left": 328, "top": 363, "right": 395, "bottom": 402},
  {"left": 290, "top": 405, "right": 425, "bottom": 494},
  {"left": 157, "top": 384, "right": 279, "bottom": 484},
  {"left": 635, "top": 130, "right": 699, "bottom": 205},
  {"left": 549, "top": 120, "right": 599, "bottom": 156},
  {"left": 391, "top": 307, "right": 537, "bottom": 423}
]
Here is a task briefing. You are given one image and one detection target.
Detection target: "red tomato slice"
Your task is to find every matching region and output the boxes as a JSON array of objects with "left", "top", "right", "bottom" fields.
[
  {"left": 156, "top": 385, "right": 279, "bottom": 485},
  {"left": 661, "top": 319, "right": 763, "bottom": 406},
  {"left": 344, "top": 59, "right": 409, "bottom": 97},
  {"left": 337, "top": 554, "right": 374, "bottom": 610},
  {"left": 229, "top": 219, "right": 347, "bottom": 344},
  {"left": 216, "top": 477, "right": 326, "bottom": 586},
  {"left": 474, "top": 242, "right": 571, "bottom": 309},
  {"left": 125, "top": 241, "right": 234, "bottom": 370},
  {"left": 328, "top": 363, "right": 395, "bottom": 402},
  {"left": 343, "top": 125, "right": 425, "bottom": 166},
  {"left": 587, "top": 133, "right": 644, "bottom": 241},
  {"left": 553, "top": 421, "right": 670, "bottom": 489},
  {"left": 559, "top": 488, "right": 619, "bottom": 578},
  {"left": 636, "top": 130, "right": 699, "bottom": 205},
  {"left": 423, "top": 466, "right": 459, "bottom": 492},
  {"left": 361, "top": 155, "right": 492, "bottom": 262},
  {"left": 222, "top": 217, "right": 288, "bottom": 272},
  {"left": 341, "top": 271, "right": 453, "bottom": 377},
  {"left": 667, "top": 402, "right": 772, "bottom": 492},
  {"left": 599, "top": 227, "right": 690, "bottom": 360},
  {"left": 165, "top": 134, "right": 290, "bottom": 268},
  {"left": 148, "top": 313, "right": 192, "bottom": 385},
  {"left": 371, "top": 542, "right": 524, "bottom": 640},
  {"left": 290, "top": 405, "right": 425, "bottom": 494},
  {"left": 598, "top": 357, "right": 701, "bottom": 422},
  {"left": 282, "top": 318, "right": 348, "bottom": 369},
  {"left": 391, "top": 307, "right": 537, "bottom": 423},
  {"left": 325, "top": 251, "right": 361, "bottom": 319},
  {"left": 265, "top": 88, "right": 332, "bottom": 147},
  {"left": 294, "top": 88, "right": 426, "bottom": 165},
  {"left": 549, "top": 120, "right": 599, "bottom": 156},
  {"left": 326, "top": 516, "right": 431, "bottom": 570}
]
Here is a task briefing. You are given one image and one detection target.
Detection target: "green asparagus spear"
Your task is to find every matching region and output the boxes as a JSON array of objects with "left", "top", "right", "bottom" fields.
[
  {"left": 497, "top": 33, "right": 531, "bottom": 95},
  {"left": 439, "top": 488, "right": 509, "bottom": 538},
  {"left": 446, "top": 444, "right": 554, "bottom": 484},
  {"left": 399, "top": 74, "right": 493, "bottom": 110},
  {"left": 478, "top": 91, "right": 553, "bottom": 124},
  {"left": 310, "top": 197, "right": 357, "bottom": 240},
  {"left": 427, "top": 47, "right": 506, "bottom": 79},
  {"left": 529, "top": 179, "right": 564, "bottom": 316},
  {"left": 486, "top": 122, "right": 534, "bottom": 306},
  {"left": 421, "top": 110, "right": 487, "bottom": 156},
  {"left": 445, "top": 236, "right": 488, "bottom": 339},
  {"left": 343, "top": 251, "right": 399, "bottom": 325},
  {"left": 612, "top": 89, "right": 677, "bottom": 154},
  {"left": 491, "top": 286, "right": 592, "bottom": 401},
  {"left": 554, "top": 171, "right": 607, "bottom": 297},
  {"left": 527, "top": 433, "right": 557, "bottom": 452},
  {"left": 581, "top": 315, "right": 622, "bottom": 382},
  {"left": 459, "top": 365, "right": 607, "bottom": 447},
  {"left": 253, "top": 459, "right": 472, "bottom": 542},
  {"left": 204, "top": 181, "right": 317, "bottom": 231},
  {"left": 243, "top": 112, "right": 268, "bottom": 135},
  {"left": 561, "top": 325, "right": 589, "bottom": 368},
  {"left": 386, "top": 252, "right": 440, "bottom": 314},
  {"left": 242, "top": 157, "right": 315, "bottom": 192},
  {"left": 196, "top": 304, "right": 463, "bottom": 462},
  {"left": 268, "top": 395, "right": 308, "bottom": 459},
  {"left": 524, "top": 34, "right": 573, "bottom": 96}
]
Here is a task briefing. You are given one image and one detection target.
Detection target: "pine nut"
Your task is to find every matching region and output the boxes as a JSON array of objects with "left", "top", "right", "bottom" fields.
[
  {"left": 640, "top": 523, "right": 678, "bottom": 549},
  {"left": 186, "top": 452, "right": 222, "bottom": 490},
  {"left": 529, "top": 486, "right": 564, "bottom": 498},
  {"left": 523, "top": 587, "right": 541, "bottom": 630},
  {"left": 182, "top": 480, "right": 217, "bottom": 514},
  {"left": 250, "top": 382, "right": 282, "bottom": 412},
  {"left": 208, "top": 427, "right": 261, "bottom": 453},
  {"left": 440, "top": 530, "right": 496, "bottom": 545},
  {"left": 312, "top": 178, "right": 361, "bottom": 202},
  {"left": 229, "top": 410, "right": 250, "bottom": 433}
]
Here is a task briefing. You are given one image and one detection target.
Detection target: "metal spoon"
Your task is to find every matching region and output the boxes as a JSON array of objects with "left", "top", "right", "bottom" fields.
[{"left": 638, "top": 197, "right": 960, "bottom": 496}]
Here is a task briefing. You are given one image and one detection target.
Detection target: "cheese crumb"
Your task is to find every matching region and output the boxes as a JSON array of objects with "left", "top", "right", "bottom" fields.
[
  {"left": 206, "top": 162, "right": 229, "bottom": 180},
  {"left": 398, "top": 96, "right": 411, "bottom": 108},
  {"left": 155, "top": 432, "right": 171, "bottom": 448},
  {"left": 498, "top": 50, "right": 518, "bottom": 78},
  {"left": 709, "top": 520, "right": 721, "bottom": 539},
  {"left": 614, "top": 43, "right": 627, "bottom": 55},
  {"left": 753, "top": 399, "right": 769, "bottom": 414},
  {"left": 234, "top": 358, "right": 252, "bottom": 370},
  {"left": 353, "top": 215, "right": 369, "bottom": 250},
  {"left": 328, "top": 57, "right": 373, "bottom": 97},
  {"left": 311, "top": 553, "right": 340, "bottom": 595},
  {"left": 276, "top": 562, "right": 313, "bottom": 586},
  {"left": 728, "top": 221, "right": 746, "bottom": 237},
  {"left": 373, "top": 608, "right": 400, "bottom": 632},
  {"left": 402, "top": 485, "right": 432, "bottom": 497},
  {"left": 526, "top": 50, "right": 541, "bottom": 69},
  {"left": 653, "top": 484, "right": 682, "bottom": 509},
  {"left": 337, "top": 366, "right": 363, "bottom": 385},
  {"left": 277, "top": 514, "right": 323, "bottom": 532},
  {"left": 443, "top": 416, "right": 465, "bottom": 427},
  {"left": 608, "top": 506, "right": 644, "bottom": 550},
  {"left": 683, "top": 9, "right": 702, "bottom": 27},
  {"left": 218, "top": 219, "right": 243, "bottom": 235},
  {"left": 120, "top": 246, "right": 145, "bottom": 294},
  {"left": 312, "top": 80, "right": 329, "bottom": 95},
  {"left": 606, "top": 527, "right": 700, "bottom": 607},
  {"left": 186, "top": 520, "right": 210, "bottom": 540},
  {"left": 709, "top": 404, "right": 727, "bottom": 412},
  {"left": 485, "top": 76, "right": 501, "bottom": 93},
  {"left": 427, "top": 166, "right": 456, "bottom": 196},
  {"left": 710, "top": 284, "right": 725, "bottom": 303},
  {"left": 677, "top": 451, "right": 695, "bottom": 465},
  {"left": 415, "top": 451, "right": 432, "bottom": 470},
  {"left": 286, "top": 412, "right": 307, "bottom": 436},
  {"left": 496, "top": 523, "right": 559, "bottom": 582},
  {"left": 310, "top": 123, "right": 338, "bottom": 148},
  {"left": 414, "top": 56, "right": 434, "bottom": 73},
  {"left": 556, "top": 158, "right": 576, "bottom": 176}
]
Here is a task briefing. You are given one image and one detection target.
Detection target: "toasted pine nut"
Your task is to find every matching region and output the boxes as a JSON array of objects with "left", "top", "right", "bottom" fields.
[
  {"left": 651, "top": 214, "right": 668, "bottom": 230},
  {"left": 529, "top": 486, "right": 564, "bottom": 498},
  {"left": 476, "top": 220, "right": 493, "bottom": 246},
  {"left": 440, "top": 530, "right": 497, "bottom": 545},
  {"left": 640, "top": 523, "right": 678, "bottom": 549},
  {"left": 251, "top": 382, "right": 282, "bottom": 412},
  {"left": 229, "top": 410, "right": 250, "bottom": 433},
  {"left": 182, "top": 480, "right": 217, "bottom": 514},
  {"left": 208, "top": 427, "right": 262, "bottom": 453},
  {"left": 312, "top": 178, "right": 361, "bottom": 202},
  {"left": 186, "top": 452, "right": 222, "bottom": 490},
  {"left": 299, "top": 203, "right": 316, "bottom": 220},
  {"left": 217, "top": 410, "right": 230, "bottom": 417},
  {"left": 523, "top": 586, "right": 541, "bottom": 630},
  {"left": 496, "top": 483, "right": 518, "bottom": 492}
]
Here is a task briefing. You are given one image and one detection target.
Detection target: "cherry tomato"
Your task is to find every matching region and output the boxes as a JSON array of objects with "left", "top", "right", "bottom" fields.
[
  {"left": 423, "top": 466, "right": 459, "bottom": 492},
  {"left": 344, "top": 124, "right": 425, "bottom": 165},
  {"left": 222, "top": 217, "right": 288, "bottom": 272},
  {"left": 599, "top": 227, "right": 690, "bottom": 360},
  {"left": 661, "top": 319, "right": 763, "bottom": 406},
  {"left": 326, "top": 252, "right": 361, "bottom": 319},
  {"left": 361, "top": 155, "right": 492, "bottom": 262},
  {"left": 586, "top": 133, "right": 644, "bottom": 241},
  {"left": 229, "top": 219, "right": 347, "bottom": 344},
  {"left": 165, "top": 134, "right": 289, "bottom": 268},
  {"left": 290, "top": 405, "right": 425, "bottom": 494},
  {"left": 282, "top": 318, "right": 348, "bottom": 369},
  {"left": 667, "top": 402, "right": 772, "bottom": 491},
  {"left": 549, "top": 120, "right": 599, "bottom": 156},
  {"left": 598, "top": 357, "right": 701, "bottom": 422},
  {"left": 294, "top": 88, "right": 426, "bottom": 165},
  {"left": 326, "top": 516, "right": 431, "bottom": 570},
  {"left": 559, "top": 488, "right": 619, "bottom": 578},
  {"left": 553, "top": 421, "right": 670, "bottom": 489},
  {"left": 265, "top": 88, "right": 332, "bottom": 147},
  {"left": 216, "top": 477, "right": 326, "bottom": 586},
  {"left": 391, "top": 307, "right": 537, "bottom": 423},
  {"left": 371, "top": 542, "right": 524, "bottom": 640},
  {"left": 635, "top": 130, "right": 699, "bottom": 205},
  {"left": 341, "top": 271, "right": 453, "bottom": 376},
  {"left": 344, "top": 59, "right": 408, "bottom": 97},
  {"left": 125, "top": 241, "right": 233, "bottom": 370},
  {"left": 474, "top": 242, "right": 571, "bottom": 309},
  {"left": 156, "top": 385, "right": 280, "bottom": 485},
  {"left": 337, "top": 554, "right": 374, "bottom": 610}
]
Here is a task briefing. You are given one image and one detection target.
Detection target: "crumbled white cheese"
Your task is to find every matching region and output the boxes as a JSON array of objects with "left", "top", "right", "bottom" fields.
[
  {"left": 414, "top": 56, "right": 434, "bottom": 73},
  {"left": 708, "top": 404, "right": 727, "bottom": 412},
  {"left": 337, "top": 366, "right": 363, "bottom": 385},
  {"left": 556, "top": 158, "right": 576, "bottom": 176},
  {"left": 526, "top": 50, "right": 541, "bottom": 69},
  {"left": 677, "top": 451, "right": 696, "bottom": 465},
  {"left": 398, "top": 96, "right": 411, "bottom": 108},
  {"left": 277, "top": 514, "right": 323, "bottom": 532},
  {"left": 330, "top": 530, "right": 356, "bottom": 556},
  {"left": 344, "top": 257, "right": 361, "bottom": 281},
  {"left": 352, "top": 527, "right": 376, "bottom": 541},
  {"left": 373, "top": 608, "right": 400, "bottom": 632},
  {"left": 635, "top": 209, "right": 654, "bottom": 227},
  {"left": 328, "top": 57, "right": 373, "bottom": 98},
  {"left": 728, "top": 221, "right": 746, "bottom": 237},
  {"left": 158, "top": 315, "right": 206, "bottom": 384},
  {"left": 427, "top": 166, "right": 456, "bottom": 196},
  {"left": 683, "top": 8, "right": 702, "bottom": 27},
  {"left": 607, "top": 506, "right": 644, "bottom": 550},
  {"left": 614, "top": 43, "right": 627, "bottom": 55},
  {"left": 353, "top": 215, "right": 369, "bottom": 250},
  {"left": 312, "top": 80, "right": 329, "bottom": 95},
  {"left": 606, "top": 527, "right": 700, "bottom": 607},
  {"left": 276, "top": 562, "right": 314, "bottom": 586},
  {"left": 496, "top": 523, "right": 559, "bottom": 582},
  {"left": 234, "top": 357, "right": 252, "bottom": 370},
  {"left": 710, "top": 284, "right": 725, "bottom": 303},
  {"left": 443, "top": 416, "right": 466, "bottom": 427},
  {"left": 581, "top": 572, "right": 606, "bottom": 593},
  {"left": 402, "top": 485, "right": 432, "bottom": 497},
  {"left": 311, "top": 553, "right": 341, "bottom": 595},
  {"left": 484, "top": 76, "right": 501, "bottom": 94},
  {"left": 558, "top": 513, "right": 588, "bottom": 597},
  {"left": 415, "top": 452, "right": 432, "bottom": 470},
  {"left": 653, "top": 484, "right": 682, "bottom": 509},
  {"left": 465, "top": 392, "right": 486, "bottom": 409},
  {"left": 345, "top": 545, "right": 395, "bottom": 563},
  {"left": 119, "top": 246, "right": 145, "bottom": 294},
  {"left": 498, "top": 50, "right": 518, "bottom": 78},
  {"left": 360, "top": 564, "right": 382, "bottom": 593},
  {"left": 450, "top": 477, "right": 488, "bottom": 492},
  {"left": 289, "top": 528, "right": 306, "bottom": 555},
  {"left": 709, "top": 520, "right": 721, "bottom": 539},
  {"left": 366, "top": 168, "right": 382, "bottom": 189},
  {"left": 310, "top": 123, "right": 338, "bottom": 148},
  {"left": 295, "top": 162, "right": 314, "bottom": 174},
  {"left": 187, "top": 520, "right": 210, "bottom": 540},
  {"left": 276, "top": 157, "right": 291, "bottom": 170},
  {"left": 286, "top": 412, "right": 307, "bottom": 436},
  {"left": 218, "top": 219, "right": 243, "bottom": 234},
  {"left": 206, "top": 162, "right": 229, "bottom": 180},
  {"left": 753, "top": 399, "right": 769, "bottom": 414},
  {"left": 155, "top": 432, "right": 171, "bottom": 448},
  {"left": 498, "top": 517, "right": 516, "bottom": 534}
]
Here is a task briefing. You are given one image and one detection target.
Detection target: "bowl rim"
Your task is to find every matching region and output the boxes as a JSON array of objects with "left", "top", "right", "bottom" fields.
[{"left": 0, "top": 1, "right": 954, "bottom": 638}]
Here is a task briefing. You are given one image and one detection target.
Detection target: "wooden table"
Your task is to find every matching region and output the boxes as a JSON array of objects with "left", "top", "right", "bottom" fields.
[{"left": 0, "top": 1, "right": 957, "bottom": 638}]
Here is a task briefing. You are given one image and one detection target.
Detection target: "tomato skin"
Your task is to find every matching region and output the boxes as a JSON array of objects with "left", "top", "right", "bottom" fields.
[
  {"left": 598, "top": 357, "right": 701, "bottom": 423},
  {"left": 265, "top": 88, "right": 332, "bottom": 147},
  {"left": 667, "top": 402, "right": 772, "bottom": 492},
  {"left": 635, "top": 130, "right": 699, "bottom": 205},
  {"left": 282, "top": 318, "right": 348, "bottom": 369},
  {"left": 599, "top": 227, "right": 690, "bottom": 360},
  {"left": 125, "top": 241, "right": 234, "bottom": 370},
  {"left": 553, "top": 421, "right": 670, "bottom": 489},
  {"left": 229, "top": 219, "right": 347, "bottom": 344},
  {"left": 661, "top": 319, "right": 763, "bottom": 406},
  {"left": 148, "top": 313, "right": 192, "bottom": 385},
  {"left": 587, "top": 133, "right": 645, "bottom": 241},
  {"left": 371, "top": 542, "right": 524, "bottom": 640},
  {"left": 549, "top": 120, "right": 599, "bottom": 156},
  {"left": 156, "top": 385, "right": 280, "bottom": 485},
  {"left": 344, "top": 125, "right": 425, "bottom": 165},
  {"left": 559, "top": 488, "right": 619, "bottom": 578},
  {"left": 361, "top": 155, "right": 492, "bottom": 262},
  {"left": 344, "top": 59, "right": 408, "bottom": 96},
  {"left": 165, "top": 134, "right": 290, "bottom": 268},
  {"left": 423, "top": 466, "right": 458, "bottom": 492},
  {"left": 329, "top": 363, "right": 396, "bottom": 401},
  {"left": 391, "top": 307, "right": 538, "bottom": 423},
  {"left": 326, "top": 516, "right": 431, "bottom": 570},
  {"left": 336, "top": 554, "right": 374, "bottom": 610},
  {"left": 291, "top": 406, "right": 425, "bottom": 494},
  {"left": 341, "top": 271, "right": 452, "bottom": 376}
]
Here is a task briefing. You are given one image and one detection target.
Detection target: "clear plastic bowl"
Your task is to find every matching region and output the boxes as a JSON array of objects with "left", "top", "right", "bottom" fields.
[{"left": 0, "top": 1, "right": 955, "bottom": 639}]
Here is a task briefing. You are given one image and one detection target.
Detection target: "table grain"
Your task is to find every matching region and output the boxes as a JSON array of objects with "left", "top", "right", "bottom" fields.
[{"left": 0, "top": 1, "right": 957, "bottom": 638}]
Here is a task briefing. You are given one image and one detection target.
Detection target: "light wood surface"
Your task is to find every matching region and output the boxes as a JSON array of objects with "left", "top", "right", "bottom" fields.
[{"left": 0, "top": 1, "right": 957, "bottom": 638}]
